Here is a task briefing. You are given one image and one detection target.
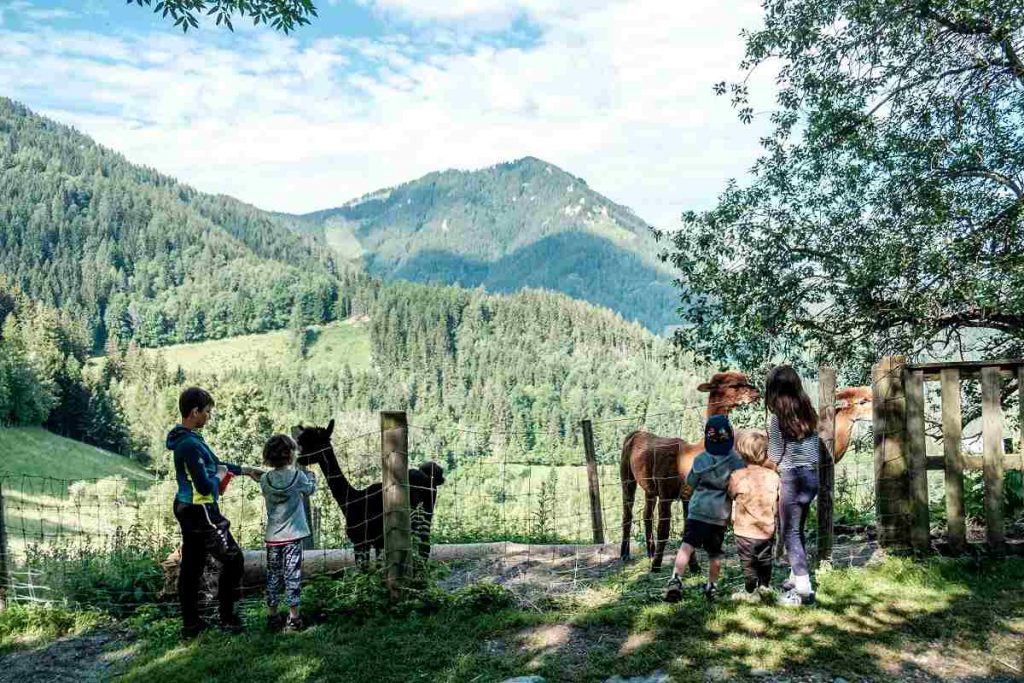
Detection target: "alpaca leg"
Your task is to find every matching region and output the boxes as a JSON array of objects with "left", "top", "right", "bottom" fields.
[
  {"left": 682, "top": 500, "right": 701, "bottom": 572},
  {"left": 652, "top": 498, "right": 673, "bottom": 572},
  {"left": 643, "top": 495, "right": 657, "bottom": 560}
]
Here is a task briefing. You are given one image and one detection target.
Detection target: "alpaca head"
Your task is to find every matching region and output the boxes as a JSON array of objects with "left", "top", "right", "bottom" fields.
[
  {"left": 291, "top": 419, "right": 335, "bottom": 459},
  {"left": 417, "top": 461, "right": 445, "bottom": 487},
  {"left": 697, "top": 371, "right": 760, "bottom": 415},
  {"left": 836, "top": 386, "right": 873, "bottom": 422}
]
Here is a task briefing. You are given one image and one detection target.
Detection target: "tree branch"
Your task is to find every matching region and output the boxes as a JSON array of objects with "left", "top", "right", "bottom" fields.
[{"left": 935, "top": 166, "right": 1024, "bottom": 198}]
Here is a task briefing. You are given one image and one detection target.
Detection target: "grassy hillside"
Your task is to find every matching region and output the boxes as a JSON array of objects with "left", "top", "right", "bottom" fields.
[
  {"left": 143, "top": 318, "right": 372, "bottom": 377},
  {"left": 0, "top": 428, "right": 153, "bottom": 482}
]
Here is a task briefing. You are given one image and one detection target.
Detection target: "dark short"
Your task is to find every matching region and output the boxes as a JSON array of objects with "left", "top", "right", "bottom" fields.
[{"left": 681, "top": 519, "right": 726, "bottom": 559}]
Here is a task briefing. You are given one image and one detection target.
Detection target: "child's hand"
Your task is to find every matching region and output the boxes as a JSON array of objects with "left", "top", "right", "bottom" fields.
[{"left": 241, "top": 465, "right": 264, "bottom": 481}]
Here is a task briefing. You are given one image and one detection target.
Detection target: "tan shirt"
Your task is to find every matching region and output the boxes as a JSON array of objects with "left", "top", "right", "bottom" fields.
[{"left": 728, "top": 465, "right": 780, "bottom": 540}]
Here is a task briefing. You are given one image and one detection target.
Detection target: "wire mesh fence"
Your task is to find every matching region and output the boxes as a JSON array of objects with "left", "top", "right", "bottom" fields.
[{"left": 0, "top": 390, "right": 886, "bottom": 612}]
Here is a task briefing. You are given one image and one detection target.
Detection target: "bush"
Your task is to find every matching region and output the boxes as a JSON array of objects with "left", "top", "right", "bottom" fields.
[{"left": 23, "top": 524, "right": 172, "bottom": 615}]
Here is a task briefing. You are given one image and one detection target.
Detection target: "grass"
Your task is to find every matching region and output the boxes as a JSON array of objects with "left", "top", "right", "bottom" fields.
[
  {"left": 11, "top": 555, "right": 1020, "bottom": 682},
  {"left": 0, "top": 427, "right": 157, "bottom": 560},
  {"left": 109, "top": 318, "right": 372, "bottom": 378}
]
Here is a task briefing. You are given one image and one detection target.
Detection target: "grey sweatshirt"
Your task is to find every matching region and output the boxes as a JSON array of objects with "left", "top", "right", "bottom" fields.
[
  {"left": 685, "top": 449, "right": 746, "bottom": 526},
  {"left": 261, "top": 468, "right": 317, "bottom": 543}
]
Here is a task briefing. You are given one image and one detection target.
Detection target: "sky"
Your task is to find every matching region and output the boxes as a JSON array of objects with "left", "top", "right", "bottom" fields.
[{"left": 0, "top": 0, "right": 775, "bottom": 229}]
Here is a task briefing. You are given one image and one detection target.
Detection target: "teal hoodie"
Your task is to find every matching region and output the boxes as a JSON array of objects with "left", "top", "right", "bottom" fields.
[
  {"left": 167, "top": 425, "right": 241, "bottom": 505},
  {"left": 685, "top": 449, "right": 746, "bottom": 526}
]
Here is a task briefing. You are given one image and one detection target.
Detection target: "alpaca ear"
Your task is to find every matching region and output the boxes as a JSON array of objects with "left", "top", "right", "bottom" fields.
[
  {"left": 326, "top": 419, "right": 335, "bottom": 437},
  {"left": 291, "top": 425, "right": 304, "bottom": 442},
  {"left": 697, "top": 382, "right": 712, "bottom": 392}
]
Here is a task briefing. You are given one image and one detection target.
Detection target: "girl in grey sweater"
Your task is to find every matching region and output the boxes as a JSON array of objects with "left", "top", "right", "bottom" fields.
[{"left": 261, "top": 434, "right": 317, "bottom": 631}]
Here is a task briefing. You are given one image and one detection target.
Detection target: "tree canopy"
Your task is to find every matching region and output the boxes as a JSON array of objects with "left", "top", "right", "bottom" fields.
[
  {"left": 128, "top": 0, "right": 318, "bottom": 32},
  {"left": 663, "top": 0, "right": 1024, "bottom": 379}
]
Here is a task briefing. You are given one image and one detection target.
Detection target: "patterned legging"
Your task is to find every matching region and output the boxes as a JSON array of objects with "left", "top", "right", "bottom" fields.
[{"left": 266, "top": 540, "right": 304, "bottom": 608}]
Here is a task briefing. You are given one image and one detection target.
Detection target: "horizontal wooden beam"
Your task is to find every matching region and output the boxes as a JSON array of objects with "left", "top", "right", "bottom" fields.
[
  {"left": 926, "top": 454, "right": 1024, "bottom": 471},
  {"left": 908, "top": 359, "right": 1024, "bottom": 380}
]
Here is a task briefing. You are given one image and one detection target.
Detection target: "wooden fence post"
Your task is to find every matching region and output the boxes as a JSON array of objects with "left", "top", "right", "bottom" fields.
[
  {"left": 816, "top": 366, "right": 836, "bottom": 567},
  {"left": 905, "top": 368, "right": 930, "bottom": 553},
  {"left": 381, "top": 411, "right": 412, "bottom": 597},
  {"left": 581, "top": 420, "right": 605, "bottom": 544},
  {"left": 940, "top": 369, "right": 966, "bottom": 553},
  {"left": 980, "top": 367, "right": 1005, "bottom": 552},
  {"left": 0, "top": 480, "right": 9, "bottom": 611},
  {"left": 872, "top": 355, "right": 910, "bottom": 549}
]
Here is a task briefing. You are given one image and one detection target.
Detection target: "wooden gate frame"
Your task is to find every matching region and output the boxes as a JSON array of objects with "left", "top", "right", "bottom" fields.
[{"left": 873, "top": 357, "right": 1024, "bottom": 553}]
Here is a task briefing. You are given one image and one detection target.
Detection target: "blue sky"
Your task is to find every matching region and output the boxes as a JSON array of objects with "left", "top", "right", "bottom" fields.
[{"left": 0, "top": 0, "right": 773, "bottom": 227}]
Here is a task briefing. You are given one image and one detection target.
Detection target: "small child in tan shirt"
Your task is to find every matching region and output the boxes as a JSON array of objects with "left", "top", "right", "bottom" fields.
[{"left": 730, "top": 430, "right": 781, "bottom": 596}]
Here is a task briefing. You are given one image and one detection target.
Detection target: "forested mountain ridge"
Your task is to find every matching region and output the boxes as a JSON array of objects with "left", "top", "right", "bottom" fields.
[
  {"left": 289, "top": 157, "right": 680, "bottom": 334},
  {"left": 0, "top": 98, "right": 358, "bottom": 350}
]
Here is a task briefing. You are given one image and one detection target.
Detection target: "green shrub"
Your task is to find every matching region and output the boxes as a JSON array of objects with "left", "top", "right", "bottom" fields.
[{"left": 23, "top": 524, "right": 171, "bottom": 615}]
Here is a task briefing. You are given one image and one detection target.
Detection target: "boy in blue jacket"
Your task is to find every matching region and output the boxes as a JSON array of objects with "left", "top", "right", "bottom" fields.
[
  {"left": 663, "top": 414, "right": 746, "bottom": 603},
  {"left": 169, "top": 387, "right": 262, "bottom": 639}
]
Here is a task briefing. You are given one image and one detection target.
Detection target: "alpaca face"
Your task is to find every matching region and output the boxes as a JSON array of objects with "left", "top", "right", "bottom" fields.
[
  {"left": 697, "top": 371, "right": 761, "bottom": 412},
  {"left": 291, "top": 419, "right": 335, "bottom": 458}
]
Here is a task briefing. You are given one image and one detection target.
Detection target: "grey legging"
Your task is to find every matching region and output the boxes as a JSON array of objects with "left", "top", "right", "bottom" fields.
[{"left": 779, "top": 466, "right": 819, "bottom": 576}]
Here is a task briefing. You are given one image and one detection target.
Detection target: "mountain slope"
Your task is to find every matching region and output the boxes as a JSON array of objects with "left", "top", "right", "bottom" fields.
[
  {"left": 0, "top": 98, "right": 355, "bottom": 349},
  {"left": 293, "top": 157, "right": 679, "bottom": 333}
]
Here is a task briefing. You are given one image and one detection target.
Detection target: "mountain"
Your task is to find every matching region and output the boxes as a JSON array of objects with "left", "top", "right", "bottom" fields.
[
  {"left": 289, "top": 157, "right": 680, "bottom": 334},
  {"left": 0, "top": 98, "right": 362, "bottom": 350}
]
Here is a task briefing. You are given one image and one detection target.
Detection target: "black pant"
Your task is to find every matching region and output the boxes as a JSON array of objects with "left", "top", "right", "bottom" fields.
[
  {"left": 173, "top": 500, "right": 244, "bottom": 627},
  {"left": 735, "top": 535, "right": 773, "bottom": 592}
]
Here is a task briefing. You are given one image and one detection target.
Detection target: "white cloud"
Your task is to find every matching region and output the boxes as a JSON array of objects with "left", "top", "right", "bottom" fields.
[{"left": 0, "top": 0, "right": 775, "bottom": 228}]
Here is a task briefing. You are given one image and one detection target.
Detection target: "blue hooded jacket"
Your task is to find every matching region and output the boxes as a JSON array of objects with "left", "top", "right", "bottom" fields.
[{"left": 167, "top": 425, "right": 241, "bottom": 505}]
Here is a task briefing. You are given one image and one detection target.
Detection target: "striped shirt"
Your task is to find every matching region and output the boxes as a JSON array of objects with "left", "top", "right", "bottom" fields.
[{"left": 767, "top": 414, "right": 820, "bottom": 471}]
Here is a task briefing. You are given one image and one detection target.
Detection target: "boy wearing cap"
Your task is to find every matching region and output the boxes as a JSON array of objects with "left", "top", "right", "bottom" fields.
[{"left": 663, "top": 414, "right": 746, "bottom": 603}]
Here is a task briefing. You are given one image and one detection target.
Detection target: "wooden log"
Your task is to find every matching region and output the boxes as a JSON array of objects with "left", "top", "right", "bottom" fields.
[
  {"left": 381, "top": 411, "right": 411, "bottom": 597},
  {"left": 581, "top": 420, "right": 605, "bottom": 544},
  {"left": 873, "top": 356, "right": 910, "bottom": 549},
  {"left": 981, "top": 367, "right": 1005, "bottom": 551},
  {"left": 905, "top": 368, "right": 930, "bottom": 552},
  {"left": 816, "top": 366, "right": 836, "bottom": 566}
]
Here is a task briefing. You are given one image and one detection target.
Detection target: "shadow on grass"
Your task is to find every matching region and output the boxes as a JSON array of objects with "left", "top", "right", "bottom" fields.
[{"left": 103, "top": 555, "right": 1024, "bottom": 683}]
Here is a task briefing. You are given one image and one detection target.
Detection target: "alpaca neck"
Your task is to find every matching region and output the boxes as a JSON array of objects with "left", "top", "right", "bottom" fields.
[
  {"left": 833, "top": 413, "right": 856, "bottom": 463},
  {"left": 705, "top": 402, "right": 732, "bottom": 418},
  {"left": 314, "top": 444, "right": 361, "bottom": 509}
]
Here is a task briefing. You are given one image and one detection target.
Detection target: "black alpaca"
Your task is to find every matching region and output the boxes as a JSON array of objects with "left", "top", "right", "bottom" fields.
[{"left": 292, "top": 420, "right": 445, "bottom": 563}]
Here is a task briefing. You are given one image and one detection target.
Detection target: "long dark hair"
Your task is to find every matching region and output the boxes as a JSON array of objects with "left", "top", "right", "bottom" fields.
[{"left": 765, "top": 365, "right": 817, "bottom": 440}]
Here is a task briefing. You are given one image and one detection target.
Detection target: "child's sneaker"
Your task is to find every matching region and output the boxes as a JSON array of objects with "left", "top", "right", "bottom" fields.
[
  {"left": 779, "top": 589, "right": 815, "bottom": 607},
  {"left": 729, "top": 589, "right": 758, "bottom": 604},
  {"left": 284, "top": 616, "right": 304, "bottom": 632},
  {"left": 756, "top": 585, "right": 778, "bottom": 605},
  {"left": 267, "top": 613, "right": 285, "bottom": 632},
  {"left": 702, "top": 583, "right": 718, "bottom": 602},
  {"left": 662, "top": 576, "right": 683, "bottom": 603},
  {"left": 219, "top": 613, "right": 244, "bottom": 634}
]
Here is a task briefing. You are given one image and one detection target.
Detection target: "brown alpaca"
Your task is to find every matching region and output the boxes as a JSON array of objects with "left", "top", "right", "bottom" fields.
[
  {"left": 619, "top": 371, "right": 760, "bottom": 570},
  {"left": 619, "top": 379, "right": 874, "bottom": 570}
]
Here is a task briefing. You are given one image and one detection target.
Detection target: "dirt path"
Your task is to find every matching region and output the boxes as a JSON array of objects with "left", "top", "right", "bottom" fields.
[{"left": 0, "top": 628, "right": 137, "bottom": 683}]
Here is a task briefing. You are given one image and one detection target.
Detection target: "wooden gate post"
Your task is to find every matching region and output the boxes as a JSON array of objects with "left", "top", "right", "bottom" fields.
[
  {"left": 905, "top": 368, "right": 930, "bottom": 553},
  {"left": 940, "top": 369, "right": 966, "bottom": 553},
  {"left": 581, "top": 420, "right": 605, "bottom": 544},
  {"left": 816, "top": 366, "right": 836, "bottom": 567},
  {"left": 980, "top": 367, "right": 1005, "bottom": 551},
  {"left": 872, "top": 356, "right": 910, "bottom": 549},
  {"left": 381, "top": 411, "right": 412, "bottom": 597},
  {"left": 0, "top": 480, "right": 9, "bottom": 610}
]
